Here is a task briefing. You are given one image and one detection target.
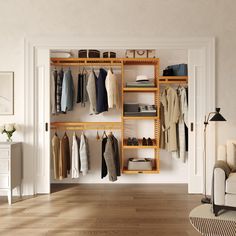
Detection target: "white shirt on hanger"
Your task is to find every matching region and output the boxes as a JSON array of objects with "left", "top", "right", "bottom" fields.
[{"left": 71, "top": 132, "right": 79, "bottom": 178}]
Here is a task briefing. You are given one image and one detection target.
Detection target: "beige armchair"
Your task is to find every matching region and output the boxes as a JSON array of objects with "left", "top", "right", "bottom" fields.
[{"left": 213, "top": 140, "right": 236, "bottom": 216}]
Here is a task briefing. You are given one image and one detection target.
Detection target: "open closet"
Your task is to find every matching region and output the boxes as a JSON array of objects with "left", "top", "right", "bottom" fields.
[{"left": 48, "top": 49, "right": 189, "bottom": 187}]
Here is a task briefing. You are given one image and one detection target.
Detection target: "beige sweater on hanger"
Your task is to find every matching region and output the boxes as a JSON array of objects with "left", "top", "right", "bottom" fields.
[{"left": 105, "top": 69, "right": 120, "bottom": 109}]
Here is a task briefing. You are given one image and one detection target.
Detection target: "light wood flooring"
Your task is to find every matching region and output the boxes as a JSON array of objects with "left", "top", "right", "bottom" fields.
[{"left": 0, "top": 184, "right": 201, "bottom": 236}]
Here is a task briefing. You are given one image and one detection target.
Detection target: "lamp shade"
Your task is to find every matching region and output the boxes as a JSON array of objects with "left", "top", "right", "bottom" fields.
[{"left": 209, "top": 108, "right": 226, "bottom": 121}]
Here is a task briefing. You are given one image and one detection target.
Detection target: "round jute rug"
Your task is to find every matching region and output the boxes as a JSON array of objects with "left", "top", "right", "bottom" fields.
[{"left": 189, "top": 204, "right": 236, "bottom": 236}]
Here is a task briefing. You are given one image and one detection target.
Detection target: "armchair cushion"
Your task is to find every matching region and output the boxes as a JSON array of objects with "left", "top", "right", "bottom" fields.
[
  {"left": 226, "top": 173, "right": 236, "bottom": 194},
  {"left": 214, "top": 160, "right": 231, "bottom": 178},
  {"left": 226, "top": 141, "right": 236, "bottom": 169}
]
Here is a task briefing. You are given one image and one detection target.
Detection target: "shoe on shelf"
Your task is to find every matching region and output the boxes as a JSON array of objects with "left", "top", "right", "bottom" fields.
[
  {"left": 142, "top": 137, "right": 147, "bottom": 146},
  {"left": 127, "top": 137, "right": 132, "bottom": 146},
  {"left": 132, "top": 137, "right": 139, "bottom": 146},
  {"left": 147, "top": 138, "right": 153, "bottom": 146}
]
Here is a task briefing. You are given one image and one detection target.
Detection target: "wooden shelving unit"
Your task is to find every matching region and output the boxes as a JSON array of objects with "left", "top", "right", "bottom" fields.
[
  {"left": 50, "top": 57, "right": 160, "bottom": 175},
  {"left": 121, "top": 58, "right": 160, "bottom": 174}
]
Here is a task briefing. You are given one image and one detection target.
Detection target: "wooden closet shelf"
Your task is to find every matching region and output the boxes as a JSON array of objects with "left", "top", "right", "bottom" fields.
[
  {"left": 159, "top": 76, "right": 188, "bottom": 84},
  {"left": 123, "top": 116, "right": 158, "bottom": 120},
  {"left": 123, "top": 58, "right": 159, "bottom": 65},
  {"left": 123, "top": 139, "right": 158, "bottom": 149},
  {"left": 50, "top": 57, "right": 159, "bottom": 66},
  {"left": 122, "top": 168, "right": 159, "bottom": 174},
  {"left": 51, "top": 57, "right": 122, "bottom": 63},
  {"left": 50, "top": 122, "right": 122, "bottom": 130},
  {"left": 123, "top": 87, "right": 158, "bottom": 92}
]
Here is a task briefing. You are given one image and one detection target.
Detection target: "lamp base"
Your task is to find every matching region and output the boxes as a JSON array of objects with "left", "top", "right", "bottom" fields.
[{"left": 201, "top": 197, "right": 211, "bottom": 204}]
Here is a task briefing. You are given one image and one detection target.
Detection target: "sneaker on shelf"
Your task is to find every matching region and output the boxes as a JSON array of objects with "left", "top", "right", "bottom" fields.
[
  {"left": 132, "top": 137, "right": 139, "bottom": 146},
  {"left": 142, "top": 137, "right": 147, "bottom": 146},
  {"left": 147, "top": 138, "right": 153, "bottom": 146}
]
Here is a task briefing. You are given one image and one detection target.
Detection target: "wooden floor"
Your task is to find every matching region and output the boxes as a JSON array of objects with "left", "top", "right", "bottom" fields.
[{"left": 0, "top": 184, "right": 201, "bottom": 236}]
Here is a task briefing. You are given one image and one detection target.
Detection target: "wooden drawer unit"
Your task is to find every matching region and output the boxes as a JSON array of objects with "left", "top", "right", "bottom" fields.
[{"left": 0, "top": 142, "right": 22, "bottom": 204}]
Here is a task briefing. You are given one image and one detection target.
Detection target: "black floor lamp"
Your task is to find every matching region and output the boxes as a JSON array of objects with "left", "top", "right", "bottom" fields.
[{"left": 201, "top": 108, "right": 226, "bottom": 204}]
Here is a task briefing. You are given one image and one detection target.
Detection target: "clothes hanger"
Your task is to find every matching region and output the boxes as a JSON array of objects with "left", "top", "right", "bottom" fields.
[
  {"left": 82, "top": 66, "right": 88, "bottom": 74},
  {"left": 110, "top": 64, "right": 113, "bottom": 73},
  {"left": 109, "top": 130, "right": 113, "bottom": 136},
  {"left": 96, "top": 130, "right": 100, "bottom": 141},
  {"left": 102, "top": 130, "right": 107, "bottom": 138}
]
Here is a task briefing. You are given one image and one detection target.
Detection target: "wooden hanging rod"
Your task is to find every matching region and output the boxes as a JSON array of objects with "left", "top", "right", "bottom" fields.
[{"left": 50, "top": 122, "right": 122, "bottom": 130}]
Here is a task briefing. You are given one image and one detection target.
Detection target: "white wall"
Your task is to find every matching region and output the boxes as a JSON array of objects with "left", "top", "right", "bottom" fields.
[{"left": 0, "top": 0, "right": 235, "bottom": 190}]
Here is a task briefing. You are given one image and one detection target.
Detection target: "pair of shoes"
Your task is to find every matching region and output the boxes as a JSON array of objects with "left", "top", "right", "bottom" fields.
[
  {"left": 142, "top": 137, "right": 153, "bottom": 146},
  {"left": 132, "top": 137, "right": 139, "bottom": 146},
  {"left": 127, "top": 137, "right": 139, "bottom": 146},
  {"left": 127, "top": 137, "right": 132, "bottom": 146}
]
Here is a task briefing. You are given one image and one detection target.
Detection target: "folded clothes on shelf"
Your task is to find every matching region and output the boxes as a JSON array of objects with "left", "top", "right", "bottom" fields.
[
  {"left": 124, "top": 103, "right": 157, "bottom": 117},
  {"left": 50, "top": 50, "right": 72, "bottom": 58},
  {"left": 126, "top": 79, "right": 155, "bottom": 87}
]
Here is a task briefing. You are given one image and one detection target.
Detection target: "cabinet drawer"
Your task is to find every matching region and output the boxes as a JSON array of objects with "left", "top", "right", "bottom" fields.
[
  {"left": 0, "top": 149, "right": 10, "bottom": 158},
  {"left": 0, "top": 175, "right": 9, "bottom": 188},
  {"left": 0, "top": 159, "right": 9, "bottom": 173}
]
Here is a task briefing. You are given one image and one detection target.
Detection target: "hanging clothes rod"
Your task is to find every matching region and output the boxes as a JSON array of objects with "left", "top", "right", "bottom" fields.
[{"left": 50, "top": 122, "right": 122, "bottom": 130}]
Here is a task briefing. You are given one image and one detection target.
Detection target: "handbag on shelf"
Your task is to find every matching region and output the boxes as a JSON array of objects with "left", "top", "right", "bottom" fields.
[
  {"left": 163, "top": 68, "right": 174, "bottom": 76},
  {"left": 166, "top": 63, "right": 188, "bottom": 76},
  {"left": 125, "top": 49, "right": 156, "bottom": 58}
]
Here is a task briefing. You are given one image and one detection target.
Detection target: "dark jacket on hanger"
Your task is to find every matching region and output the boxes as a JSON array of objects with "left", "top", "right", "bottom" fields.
[
  {"left": 104, "top": 136, "right": 117, "bottom": 182},
  {"left": 51, "top": 69, "right": 57, "bottom": 114},
  {"left": 56, "top": 69, "right": 64, "bottom": 113},
  {"left": 101, "top": 137, "right": 108, "bottom": 178},
  {"left": 96, "top": 68, "right": 108, "bottom": 113},
  {"left": 59, "top": 133, "right": 70, "bottom": 179},
  {"left": 77, "top": 73, "right": 82, "bottom": 103},
  {"left": 77, "top": 72, "right": 88, "bottom": 106},
  {"left": 110, "top": 135, "right": 120, "bottom": 176}
]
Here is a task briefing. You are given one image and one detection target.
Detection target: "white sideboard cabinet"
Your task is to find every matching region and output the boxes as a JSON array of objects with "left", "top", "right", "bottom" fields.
[{"left": 0, "top": 142, "right": 22, "bottom": 204}]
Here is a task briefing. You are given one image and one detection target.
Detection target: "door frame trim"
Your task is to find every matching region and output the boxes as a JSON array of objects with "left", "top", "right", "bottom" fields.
[{"left": 24, "top": 36, "right": 215, "bottom": 195}]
